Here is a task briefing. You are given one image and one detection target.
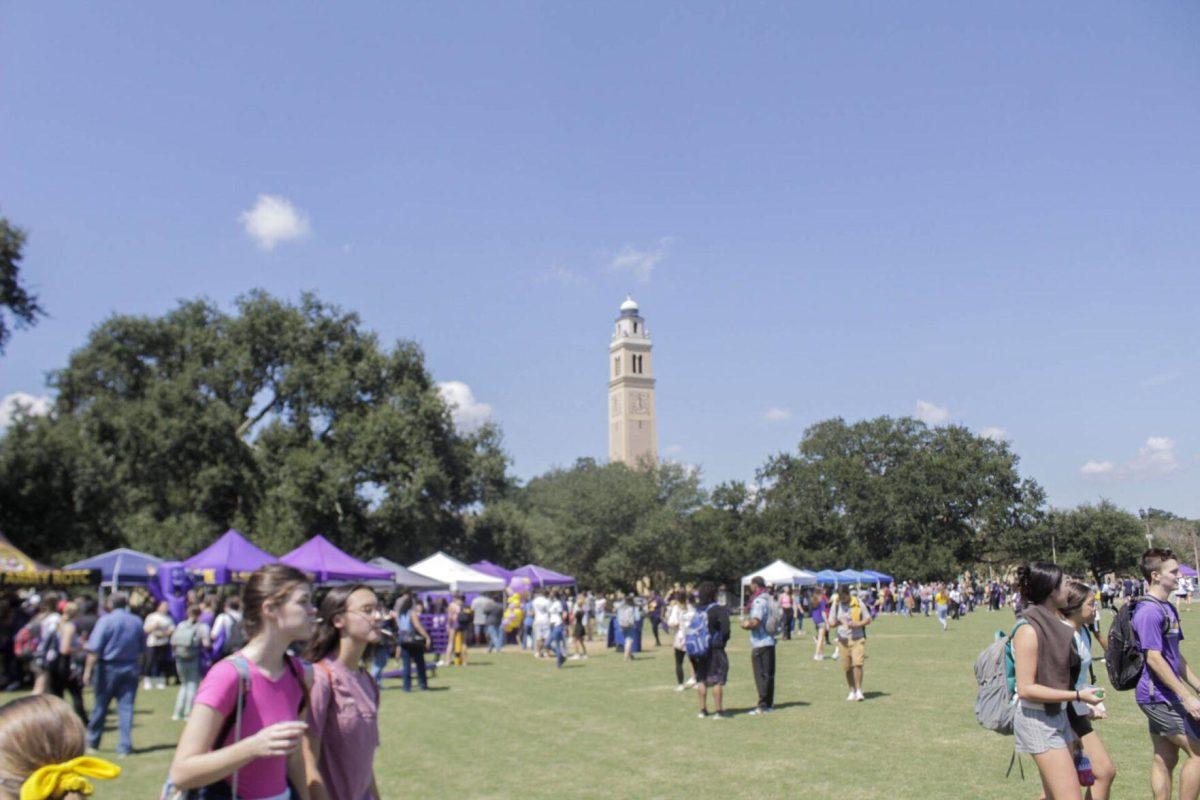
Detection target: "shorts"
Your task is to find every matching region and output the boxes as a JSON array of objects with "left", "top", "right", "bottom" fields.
[
  {"left": 1140, "top": 702, "right": 1200, "bottom": 740},
  {"left": 1067, "top": 704, "right": 1094, "bottom": 738},
  {"left": 1014, "top": 702, "right": 1073, "bottom": 754},
  {"left": 573, "top": 623, "right": 586, "bottom": 639},
  {"left": 838, "top": 638, "right": 866, "bottom": 670},
  {"left": 696, "top": 648, "right": 728, "bottom": 687}
]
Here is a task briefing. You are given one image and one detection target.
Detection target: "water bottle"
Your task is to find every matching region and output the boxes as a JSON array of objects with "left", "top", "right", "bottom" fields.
[{"left": 1074, "top": 751, "right": 1096, "bottom": 787}]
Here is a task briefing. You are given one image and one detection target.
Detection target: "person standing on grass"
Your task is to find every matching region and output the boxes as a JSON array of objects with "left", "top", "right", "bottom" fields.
[
  {"left": 830, "top": 586, "right": 871, "bottom": 701},
  {"left": 531, "top": 590, "right": 551, "bottom": 659},
  {"left": 396, "top": 594, "right": 432, "bottom": 692},
  {"left": 1062, "top": 579, "right": 1117, "bottom": 800},
  {"left": 47, "top": 601, "right": 86, "bottom": 724},
  {"left": 302, "top": 585, "right": 383, "bottom": 800},
  {"left": 169, "top": 604, "right": 211, "bottom": 722},
  {"left": 81, "top": 591, "right": 144, "bottom": 756},
  {"left": 1131, "top": 548, "right": 1200, "bottom": 800},
  {"left": 695, "top": 583, "right": 730, "bottom": 719},
  {"left": 740, "top": 576, "right": 776, "bottom": 715},
  {"left": 168, "top": 564, "right": 315, "bottom": 799},
  {"left": 547, "top": 590, "right": 567, "bottom": 668},
  {"left": 617, "top": 594, "right": 640, "bottom": 662},
  {"left": 486, "top": 594, "right": 504, "bottom": 653},
  {"left": 1011, "top": 562, "right": 1102, "bottom": 800},
  {"left": 667, "top": 591, "right": 697, "bottom": 691},
  {"left": 780, "top": 587, "right": 794, "bottom": 641},
  {"left": 142, "top": 601, "right": 174, "bottom": 691}
]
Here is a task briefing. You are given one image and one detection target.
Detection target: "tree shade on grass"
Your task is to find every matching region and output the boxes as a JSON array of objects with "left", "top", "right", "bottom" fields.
[{"left": 9, "top": 607, "right": 1191, "bottom": 798}]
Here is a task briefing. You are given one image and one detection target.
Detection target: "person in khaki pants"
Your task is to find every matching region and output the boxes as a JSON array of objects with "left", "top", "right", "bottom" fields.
[{"left": 831, "top": 586, "right": 871, "bottom": 701}]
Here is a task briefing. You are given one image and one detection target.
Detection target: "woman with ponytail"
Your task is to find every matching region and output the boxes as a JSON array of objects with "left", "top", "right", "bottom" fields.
[
  {"left": 168, "top": 564, "right": 316, "bottom": 799},
  {"left": 1011, "top": 562, "right": 1104, "bottom": 798},
  {"left": 0, "top": 694, "right": 120, "bottom": 800},
  {"left": 1061, "top": 580, "right": 1117, "bottom": 799},
  {"left": 299, "top": 585, "right": 382, "bottom": 800}
]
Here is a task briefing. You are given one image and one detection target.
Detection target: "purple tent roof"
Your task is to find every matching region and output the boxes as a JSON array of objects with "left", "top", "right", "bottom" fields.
[
  {"left": 184, "top": 529, "right": 277, "bottom": 584},
  {"left": 512, "top": 563, "right": 575, "bottom": 587},
  {"left": 1182, "top": 564, "right": 1198, "bottom": 578},
  {"left": 470, "top": 560, "right": 514, "bottom": 581},
  {"left": 280, "top": 535, "right": 392, "bottom": 584}
]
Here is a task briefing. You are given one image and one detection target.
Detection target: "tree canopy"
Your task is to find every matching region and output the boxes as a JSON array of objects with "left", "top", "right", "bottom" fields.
[{"left": 0, "top": 216, "right": 46, "bottom": 354}]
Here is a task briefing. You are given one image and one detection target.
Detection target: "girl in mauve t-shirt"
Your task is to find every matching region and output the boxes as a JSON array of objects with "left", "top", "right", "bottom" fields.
[
  {"left": 168, "top": 564, "right": 316, "bottom": 800},
  {"left": 301, "top": 584, "right": 383, "bottom": 800}
]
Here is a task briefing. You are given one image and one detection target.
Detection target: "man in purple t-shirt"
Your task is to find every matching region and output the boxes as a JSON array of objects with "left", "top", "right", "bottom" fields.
[{"left": 1134, "top": 548, "right": 1200, "bottom": 800}]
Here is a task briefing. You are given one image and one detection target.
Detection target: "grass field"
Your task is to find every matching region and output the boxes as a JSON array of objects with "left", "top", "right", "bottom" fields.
[{"left": 4, "top": 606, "right": 1193, "bottom": 799}]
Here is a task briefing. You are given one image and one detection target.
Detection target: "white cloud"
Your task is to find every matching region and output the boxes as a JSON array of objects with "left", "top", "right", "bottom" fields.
[
  {"left": 239, "top": 194, "right": 310, "bottom": 250},
  {"left": 915, "top": 400, "right": 951, "bottom": 426},
  {"left": 1129, "top": 436, "right": 1181, "bottom": 477},
  {"left": 980, "top": 426, "right": 1007, "bottom": 443},
  {"left": 1080, "top": 436, "right": 1182, "bottom": 481},
  {"left": 610, "top": 238, "right": 670, "bottom": 283},
  {"left": 436, "top": 381, "right": 493, "bottom": 431},
  {"left": 0, "top": 392, "right": 52, "bottom": 430},
  {"left": 1080, "top": 460, "right": 1116, "bottom": 478},
  {"left": 764, "top": 407, "right": 792, "bottom": 422}
]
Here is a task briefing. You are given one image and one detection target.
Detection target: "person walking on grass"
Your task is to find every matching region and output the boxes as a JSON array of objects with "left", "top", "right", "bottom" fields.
[
  {"left": 1133, "top": 548, "right": 1200, "bottom": 800},
  {"left": 169, "top": 604, "right": 211, "bottom": 721},
  {"left": 830, "top": 586, "right": 871, "bottom": 701},
  {"left": 668, "top": 591, "right": 697, "bottom": 691},
  {"left": 168, "top": 564, "right": 315, "bottom": 799},
  {"left": 812, "top": 589, "right": 830, "bottom": 661},
  {"left": 82, "top": 592, "right": 145, "bottom": 756},
  {"left": 934, "top": 584, "right": 950, "bottom": 632},
  {"left": 741, "top": 576, "right": 776, "bottom": 715},
  {"left": 531, "top": 590, "right": 551, "bottom": 659},
  {"left": 46, "top": 601, "right": 87, "bottom": 724},
  {"left": 1062, "top": 579, "right": 1117, "bottom": 800},
  {"left": 617, "top": 594, "right": 640, "bottom": 662},
  {"left": 1011, "top": 562, "right": 1103, "bottom": 800},
  {"left": 780, "top": 587, "right": 794, "bottom": 641},
  {"left": 547, "top": 590, "right": 567, "bottom": 668},
  {"left": 302, "top": 584, "right": 383, "bottom": 800},
  {"left": 570, "top": 595, "right": 588, "bottom": 660},
  {"left": 695, "top": 582, "right": 730, "bottom": 720}
]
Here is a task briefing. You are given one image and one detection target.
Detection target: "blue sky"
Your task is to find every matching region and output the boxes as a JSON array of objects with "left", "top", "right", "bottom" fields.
[{"left": 1, "top": 3, "right": 1197, "bottom": 515}]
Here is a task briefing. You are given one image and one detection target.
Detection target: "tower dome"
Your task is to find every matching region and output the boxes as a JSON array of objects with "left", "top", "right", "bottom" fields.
[{"left": 619, "top": 295, "right": 639, "bottom": 316}]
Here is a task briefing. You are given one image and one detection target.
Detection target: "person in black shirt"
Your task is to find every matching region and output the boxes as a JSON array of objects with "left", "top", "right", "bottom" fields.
[{"left": 694, "top": 582, "right": 730, "bottom": 720}]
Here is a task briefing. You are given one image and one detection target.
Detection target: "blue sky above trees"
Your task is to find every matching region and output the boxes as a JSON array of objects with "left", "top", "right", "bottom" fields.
[{"left": 1, "top": 3, "right": 1197, "bottom": 515}]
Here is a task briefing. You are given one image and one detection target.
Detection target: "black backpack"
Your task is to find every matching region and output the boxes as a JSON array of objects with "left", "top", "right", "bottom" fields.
[{"left": 1106, "top": 596, "right": 1171, "bottom": 691}]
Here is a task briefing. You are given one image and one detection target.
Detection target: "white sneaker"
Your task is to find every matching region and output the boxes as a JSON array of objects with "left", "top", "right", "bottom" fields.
[
  {"left": 855, "top": 689, "right": 865, "bottom": 701},
  {"left": 684, "top": 677, "right": 696, "bottom": 688},
  {"left": 156, "top": 680, "right": 167, "bottom": 690},
  {"left": 675, "top": 684, "right": 687, "bottom": 692},
  {"left": 846, "top": 691, "right": 857, "bottom": 701},
  {"left": 832, "top": 648, "right": 840, "bottom": 659},
  {"left": 698, "top": 710, "right": 709, "bottom": 719},
  {"left": 813, "top": 654, "right": 823, "bottom": 661},
  {"left": 143, "top": 678, "right": 152, "bottom": 690}
]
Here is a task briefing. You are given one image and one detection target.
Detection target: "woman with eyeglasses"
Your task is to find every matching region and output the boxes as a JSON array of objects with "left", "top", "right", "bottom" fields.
[{"left": 301, "top": 584, "right": 383, "bottom": 800}]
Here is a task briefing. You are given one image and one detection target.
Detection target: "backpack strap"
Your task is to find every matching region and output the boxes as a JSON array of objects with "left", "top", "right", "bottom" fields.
[
  {"left": 285, "top": 655, "right": 313, "bottom": 717},
  {"left": 221, "top": 654, "right": 252, "bottom": 799}
]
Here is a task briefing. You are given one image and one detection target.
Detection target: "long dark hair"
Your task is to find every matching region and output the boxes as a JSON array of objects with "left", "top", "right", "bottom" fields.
[
  {"left": 1015, "top": 562, "right": 1064, "bottom": 610},
  {"left": 304, "top": 584, "right": 376, "bottom": 665}
]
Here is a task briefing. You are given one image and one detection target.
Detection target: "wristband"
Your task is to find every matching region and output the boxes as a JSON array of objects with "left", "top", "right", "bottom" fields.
[{"left": 1075, "top": 690, "right": 1080, "bottom": 702}]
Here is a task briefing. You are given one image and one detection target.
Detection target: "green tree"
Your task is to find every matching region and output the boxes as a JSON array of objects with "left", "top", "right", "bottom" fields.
[
  {"left": 1033, "top": 502, "right": 1146, "bottom": 582},
  {"left": 0, "top": 291, "right": 511, "bottom": 563},
  {"left": 756, "top": 417, "right": 1045, "bottom": 580},
  {"left": 0, "top": 216, "right": 46, "bottom": 354}
]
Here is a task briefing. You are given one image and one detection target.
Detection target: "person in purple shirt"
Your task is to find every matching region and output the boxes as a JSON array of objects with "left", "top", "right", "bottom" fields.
[{"left": 1134, "top": 547, "right": 1200, "bottom": 800}]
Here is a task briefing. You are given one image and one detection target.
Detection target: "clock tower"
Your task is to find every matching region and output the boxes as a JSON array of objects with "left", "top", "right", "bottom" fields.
[{"left": 608, "top": 296, "right": 657, "bottom": 467}]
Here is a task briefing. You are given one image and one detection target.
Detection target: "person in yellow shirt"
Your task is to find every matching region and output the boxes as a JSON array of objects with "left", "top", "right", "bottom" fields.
[{"left": 934, "top": 585, "right": 949, "bottom": 632}]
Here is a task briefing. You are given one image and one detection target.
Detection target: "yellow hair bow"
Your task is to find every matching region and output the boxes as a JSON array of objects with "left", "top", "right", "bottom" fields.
[{"left": 20, "top": 756, "right": 120, "bottom": 800}]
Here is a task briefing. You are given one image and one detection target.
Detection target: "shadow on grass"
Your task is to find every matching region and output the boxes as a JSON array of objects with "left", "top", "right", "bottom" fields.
[
  {"left": 724, "top": 701, "right": 810, "bottom": 715},
  {"left": 862, "top": 691, "right": 890, "bottom": 699}
]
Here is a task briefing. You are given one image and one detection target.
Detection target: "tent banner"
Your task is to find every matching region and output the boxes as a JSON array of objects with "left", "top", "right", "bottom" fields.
[{"left": 0, "top": 569, "right": 101, "bottom": 588}]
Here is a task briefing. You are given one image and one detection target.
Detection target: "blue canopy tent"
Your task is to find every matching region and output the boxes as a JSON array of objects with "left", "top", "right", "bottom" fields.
[
  {"left": 836, "top": 569, "right": 875, "bottom": 584},
  {"left": 862, "top": 569, "right": 894, "bottom": 584},
  {"left": 64, "top": 548, "right": 162, "bottom": 588},
  {"left": 814, "top": 569, "right": 841, "bottom": 584}
]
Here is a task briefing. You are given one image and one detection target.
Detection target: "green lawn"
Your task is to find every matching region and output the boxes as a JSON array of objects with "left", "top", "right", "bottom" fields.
[{"left": 5, "top": 607, "right": 1191, "bottom": 799}]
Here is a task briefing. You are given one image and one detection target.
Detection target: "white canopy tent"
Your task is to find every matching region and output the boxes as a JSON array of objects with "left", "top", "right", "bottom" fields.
[
  {"left": 739, "top": 559, "right": 818, "bottom": 611},
  {"left": 407, "top": 551, "right": 507, "bottom": 593}
]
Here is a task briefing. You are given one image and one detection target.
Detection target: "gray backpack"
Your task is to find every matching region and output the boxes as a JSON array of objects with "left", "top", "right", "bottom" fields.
[
  {"left": 974, "top": 631, "right": 1016, "bottom": 735},
  {"left": 762, "top": 596, "right": 784, "bottom": 637}
]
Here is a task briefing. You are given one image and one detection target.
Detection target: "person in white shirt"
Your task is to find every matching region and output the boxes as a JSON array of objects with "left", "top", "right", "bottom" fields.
[
  {"left": 531, "top": 591, "right": 551, "bottom": 659},
  {"left": 667, "top": 591, "right": 697, "bottom": 691},
  {"left": 547, "top": 591, "right": 566, "bottom": 667},
  {"left": 142, "top": 601, "right": 175, "bottom": 690}
]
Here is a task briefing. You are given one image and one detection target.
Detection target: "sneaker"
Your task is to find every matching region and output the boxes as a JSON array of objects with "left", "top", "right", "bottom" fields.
[
  {"left": 711, "top": 711, "right": 729, "bottom": 720},
  {"left": 763, "top": 706, "right": 775, "bottom": 713},
  {"left": 143, "top": 678, "right": 152, "bottom": 690},
  {"left": 156, "top": 680, "right": 167, "bottom": 690},
  {"left": 747, "top": 707, "right": 763, "bottom": 716},
  {"left": 171, "top": 714, "right": 183, "bottom": 721},
  {"left": 683, "top": 677, "right": 696, "bottom": 688},
  {"left": 847, "top": 691, "right": 857, "bottom": 701},
  {"left": 832, "top": 648, "right": 840, "bottom": 659},
  {"left": 813, "top": 655, "right": 823, "bottom": 661},
  {"left": 675, "top": 684, "right": 687, "bottom": 692},
  {"left": 855, "top": 690, "right": 865, "bottom": 701},
  {"left": 697, "top": 710, "right": 708, "bottom": 719}
]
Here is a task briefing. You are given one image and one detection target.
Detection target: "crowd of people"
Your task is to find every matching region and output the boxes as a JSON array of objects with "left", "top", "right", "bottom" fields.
[{"left": 4, "top": 553, "right": 1200, "bottom": 799}]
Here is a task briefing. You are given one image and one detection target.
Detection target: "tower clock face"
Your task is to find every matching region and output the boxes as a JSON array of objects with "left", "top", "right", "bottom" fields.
[{"left": 633, "top": 391, "right": 649, "bottom": 414}]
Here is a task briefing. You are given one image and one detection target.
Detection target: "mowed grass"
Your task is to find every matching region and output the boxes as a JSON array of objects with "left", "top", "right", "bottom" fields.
[{"left": 4, "top": 607, "right": 1192, "bottom": 799}]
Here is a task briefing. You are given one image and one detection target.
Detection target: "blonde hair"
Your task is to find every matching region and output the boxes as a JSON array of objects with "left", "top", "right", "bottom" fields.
[
  {"left": 61, "top": 603, "right": 78, "bottom": 622},
  {"left": 0, "top": 695, "right": 88, "bottom": 800}
]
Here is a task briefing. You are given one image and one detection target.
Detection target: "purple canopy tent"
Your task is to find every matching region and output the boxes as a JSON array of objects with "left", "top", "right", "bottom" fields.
[
  {"left": 512, "top": 564, "right": 575, "bottom": 587},
  {"left": 1182, "top": 564, "right": 1199, "bottom": 578},
  {"left": 280, "top": 535, "right": 392, "bottom": 584},
  {"left": 470, "top": 560, "right": 514, "bottom": 582},
  {"left": 185, "top": 529, "right": 277, "bottom": 585}
]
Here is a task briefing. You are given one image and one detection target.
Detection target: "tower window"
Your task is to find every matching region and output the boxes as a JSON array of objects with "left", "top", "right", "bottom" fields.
[
  {"left": 614, "top": 357, "right": 620, "bottom": 377},
  {"left": 633, "top": 322, "right": 638, "bottom": 333}
]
